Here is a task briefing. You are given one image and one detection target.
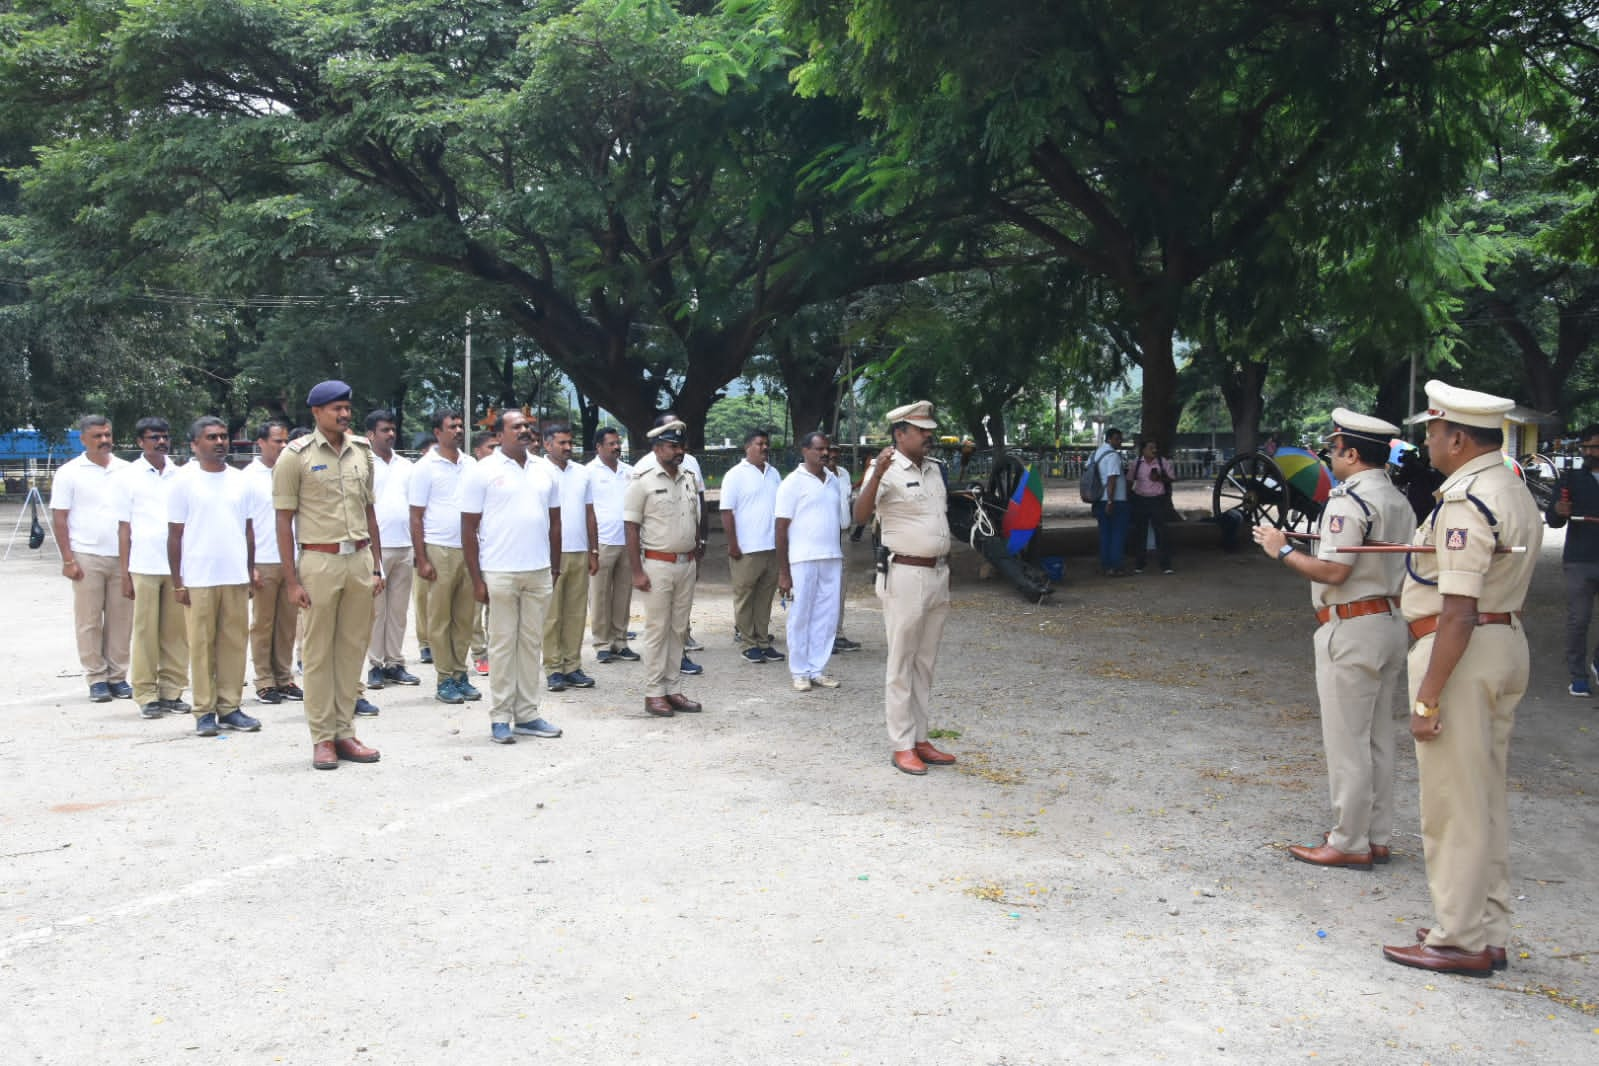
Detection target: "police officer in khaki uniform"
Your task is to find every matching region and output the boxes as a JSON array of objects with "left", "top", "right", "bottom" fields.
[
  {"left": 623, "top": 420, "right": 704, "bottom": 717},
  {"left": 1381, "top": 380, "right": 1542, "bottom": 976},
  {"left": 1253, "top": 409, "right": 1412, "bottom": 869},
  {"left": 853, "top": 401, "right": 958, "bottom": 776},
  {"left": 273, "top": 380, "right": 386, "bottom": 771}
]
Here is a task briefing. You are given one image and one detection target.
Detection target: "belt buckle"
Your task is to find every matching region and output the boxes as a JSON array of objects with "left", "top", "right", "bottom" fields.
[{"left": 337, "top": 540, "right": 356, "bottom": 556}]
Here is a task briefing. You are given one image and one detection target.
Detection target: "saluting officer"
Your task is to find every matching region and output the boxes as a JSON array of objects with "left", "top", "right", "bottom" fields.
[
  {"left": 623, "top": 419, "right": 704, "bottom": 717},
  {"left": 853, "top": 401, "right": 958, "bottom": 776},
  {"left": 1252, "top": 409, "right": 1412, "bottom": 870},
  {"left": 273, "top": 380, "right": 386, "bottom": 771},
  {"left": 1382, "top": 380, "right": 1542, "bottom": 977}
]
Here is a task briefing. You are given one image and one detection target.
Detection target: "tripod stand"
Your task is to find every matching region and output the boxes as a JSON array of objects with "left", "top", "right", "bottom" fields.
[{"left": 3, "top": 484, "right": 61, "bottom": 562}]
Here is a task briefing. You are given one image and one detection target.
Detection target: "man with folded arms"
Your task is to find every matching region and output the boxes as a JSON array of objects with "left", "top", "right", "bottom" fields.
[
  {"left": 244, "top": 420, "right": 301, "bottom": 706},
  {"left": 461, "top": 410, "right": 564, "bottom": 744},
  {"left": 116, "top": 417, "right": 188, "bottom": 718},
  {"left": 365, "top": 409, "right": 421, "bottom": 691},
  {"left": 1381, "top": 379, "right": 1542, "bottom": 976},
  {"left": 1252, "top": 408, "right": 1412, "bottom": 871},
  {"left": 624, "top": 420, "right": 704, "bottom": 717},
  {"left": 777, "top": 431, "right": 848, "bottom": 692},
  {"left": 274, "top": 380, "right": 385, "bottom": 771},
  {"left": 409, "top": 410, "right": 479, "bottom": 705},
  {"left": 852, "top": 401, "right": 958, "bottom": 776},
  {"left": 541, "top": 423, "right": 599, "bottom": 692},
  {"left": 51, "top": 414, "right": 133, "bottom": 703},
  {"left": 587, "top": 426, "right": 639, "bottom": 664},
  {"left": 168, "top": 416, "right": 260, "bottom": 738}
]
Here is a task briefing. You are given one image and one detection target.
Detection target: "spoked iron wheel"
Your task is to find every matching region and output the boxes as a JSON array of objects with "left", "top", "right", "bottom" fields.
[{"left": 1212, "top": 453, "right": 1288, "bottom": 529}]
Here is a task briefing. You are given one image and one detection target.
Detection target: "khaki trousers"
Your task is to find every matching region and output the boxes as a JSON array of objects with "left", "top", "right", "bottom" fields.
[
  {"left": 186, "top": 584, "right": 249, "bottom": 717},
  {"left": 472, "top": 602, "right": 488, "bottom": 659},
  {"left": 130, "top": 572, "right": 188, "bottom": 703},
  {"left": 1313, "top": 611, "right": 1405, "bottom": 853},
  {"left": 485, "top": 569, "right": 553, "bottom": 724},
  {"left": 250, "top": 562, "right": 298, "bottom": 690},
  {"left": 1409, "top": 624, "right": 1527, "bottom": 953},
  {"left": 72, "top": 551, "right": 132, "bottom": 684},
  {"left": 876, "top": 561, "right": 950, "bottom": 751},
  {"left": 423, "top": 546, "right": 475, "bottom": 679},
  {"left": 414, "top": 560, "right": 431, "bottom": 651},
  {"left": 590, "top": 543, "right": 633, "bottom": 650},
  {"left": 299, "top": 551, "right": 373, "bottom": 743},
  {"left": 729, "top": 549, "right": 779, "bottom": 650},
  {"left": 369, "top": 547, "right": 413, "bottom": 668},
  {"left": 544, "top": 551, "right": 590, "bottom": 673},
  {"left": 642, "top": 557, "right": 695, "bottom": 697}
]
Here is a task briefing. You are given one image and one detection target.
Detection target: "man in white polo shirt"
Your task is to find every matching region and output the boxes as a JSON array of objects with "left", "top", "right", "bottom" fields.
[
  {"left": 776, "top": 431, "right": 848, "bottom": 691},
  {"left": 365, "top": 408, "right": 420, "bottom": 690},
  {"left": 721, "top": 428, "right": 784, "bottom": 665},
  {"left": 541, "top": 422, "right": 599, "bottom": 692},
  {"left": 461, "top": 410, "right": 563, "bottom": 744},
  {"left": 244, "top": 420, "right": 302, "bottom": 706},
  {"left": 167, "top": 416, "right": 261, "bottom": 738},
  {"left": 51, "top": 414, "right": 133, "bottom": 703},
  {"left": 409, "top": 409, "right": 479, "bottom": 705},
  {"left": 116, "top": 416, "right": 188, "bottom": 719},
  {"left": 587, "top": 426, "right": 639, "bottom": 664}
]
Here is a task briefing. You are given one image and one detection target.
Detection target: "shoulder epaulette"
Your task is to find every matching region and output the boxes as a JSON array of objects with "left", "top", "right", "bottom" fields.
[
  {"left": 1442, "top": 474, "right": 1478, "bottom": 502},
  {"left": 287, "top": 437, "right": 313, "bottom": 454},
  {"left": 348, "top": 433, "right": 370, "bottom": 447}
]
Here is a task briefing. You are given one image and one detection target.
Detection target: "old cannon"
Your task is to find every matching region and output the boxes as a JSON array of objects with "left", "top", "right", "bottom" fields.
[{"left": 946, "top": 453, "right": 1054, "bottom": 603}]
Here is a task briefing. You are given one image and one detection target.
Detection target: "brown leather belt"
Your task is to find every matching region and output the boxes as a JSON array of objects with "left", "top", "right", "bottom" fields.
[
  {"left": 1408, "top": 611, "right": 1521, "bottom": 641},
  {"left": 300, "top": 539, "right": 370, "bottom": 554},
  {"left": 891, "top": 554, "right": 947, "bottom": 568},
  {"left": 1314, "top": 596, "right": 1398, "bottom": 626},
  {"left": 643, "top": 549, "right": 695, "bottom": 563}
]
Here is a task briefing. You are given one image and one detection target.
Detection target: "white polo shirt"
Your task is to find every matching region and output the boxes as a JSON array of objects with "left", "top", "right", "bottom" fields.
[
  {"left": 775, "top": 466, "right": 847, "bottom": 563},
  {"left": 372, "top": 450, "right": 414, "bottom": 551},
  {"left": 459, "top": 449, "right": 559, "bottom": 572},
  {"left": 167, "top": 464, "right": 252, "bottom": 588},
  {"left": 116, "top": 455, "right": 183, "bottom": 575},
  {"left": 543, "top": 456, "right": 595, "bottom": 553},
  {"left": 720, "top": 458, "right": 782, "bottom": 553},
  {"left": 407, "top": 448, "right": 475, "bottom": 548},
  {"left": 50, "top": 451, "right": 129, "bottom": 556},
  {"left": 243, "top": 457, "right": 282, "bottom": 565},
  {"left": 586, "top": 456, "right": 634, "bottom": 547}
]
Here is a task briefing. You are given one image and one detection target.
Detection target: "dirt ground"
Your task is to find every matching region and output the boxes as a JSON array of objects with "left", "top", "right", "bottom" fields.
[{"left": 1, "top": 492, "right": 1596, "bottom": 1065}]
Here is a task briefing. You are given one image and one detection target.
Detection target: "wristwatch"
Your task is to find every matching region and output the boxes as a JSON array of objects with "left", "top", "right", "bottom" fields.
[
  {"left": 1276, "top": 544, "right": 1295, "bottom": 561},
  {"left": 1413, "top": 700, "right": 1439, "bottom": 718}
]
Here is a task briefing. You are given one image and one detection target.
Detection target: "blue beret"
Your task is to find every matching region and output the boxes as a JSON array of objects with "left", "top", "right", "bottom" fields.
[{"left": 306, "top": 380, "right": 353, "bottom": 407}]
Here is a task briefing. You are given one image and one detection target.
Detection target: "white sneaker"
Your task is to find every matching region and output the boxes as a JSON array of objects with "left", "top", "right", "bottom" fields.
[
  {"left": 811, "top": 674, "right": 841, "bottom": 689},
  {"left": 792, "top": 676, "right": 812, "bottom": 692}
]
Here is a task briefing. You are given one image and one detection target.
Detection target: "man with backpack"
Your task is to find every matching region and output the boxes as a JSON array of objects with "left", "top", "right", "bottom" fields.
[{"left": 1085, "top": 428, "right": 1129, "bottom": 575}]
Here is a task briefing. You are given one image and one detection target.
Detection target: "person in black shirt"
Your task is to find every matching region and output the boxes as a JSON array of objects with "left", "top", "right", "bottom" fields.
[{"left": 1546, "top": 425, "right": 1599, "bottom": 696}]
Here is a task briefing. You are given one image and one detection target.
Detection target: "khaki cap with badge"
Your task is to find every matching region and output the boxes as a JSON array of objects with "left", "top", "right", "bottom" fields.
[
  {"left": 1406, "top": 380, "right": 1515, "bottom": 429},
  {"left": 647, "top": 420, "right": 687, "bottom": 444},
  {"left": 1325, "top": 407, "right": 1400, "bottom": 444},
  {"left": 886, "top": 401, "right": 938, "bottom": 429}
]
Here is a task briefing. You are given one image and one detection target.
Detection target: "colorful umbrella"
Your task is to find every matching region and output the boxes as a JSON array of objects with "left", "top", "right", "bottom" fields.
[
  {"left": 1001, "top": 462, "right": 1043, "bottom": 554},
  {"left": 1388, "top": 438, "right": 1417, "bottom": 467},
  {"left": 1272, "top": 445, "right": 1335, "bottom": 503}
]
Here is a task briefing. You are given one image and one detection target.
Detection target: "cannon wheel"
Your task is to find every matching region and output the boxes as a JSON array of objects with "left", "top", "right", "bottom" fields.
[
  {"left": 1212, "top": 452, "right": 1288, "bottom": 529},
  {"left": 984, "top": 454, "right": 1028, "bottom": 512}
]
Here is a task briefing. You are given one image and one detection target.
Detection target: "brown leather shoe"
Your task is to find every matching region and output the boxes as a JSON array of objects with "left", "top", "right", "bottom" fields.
[
  {"left": 334, "top": 737, "right": 380, "bottom": 763},
  {"left": 1414, "top": 928, "right": 1507, "bottom": 970},
  {"left": 312, "top": 740, "right": 339, "bottom": 771},
  {"left": 1382, "top": 942, "right": 1495, "bottom": 976},
  {"left": 1289, "top": 842, "right": 1374, "bottom": 870},
  {"left": 644, "top": 696, "right": 674, "bottom": 717},
  {"left": 1324, "top": 831, "right": 1391, "bottom": 864},
  {"left": 913, "top": 741, "right": 956, "bottom": 765},
  {"left": 664, "top": 693, "right": 702, "bottom": 713},
  {"left": 891, "top": 749, "right": 927, "bottom": 776}
]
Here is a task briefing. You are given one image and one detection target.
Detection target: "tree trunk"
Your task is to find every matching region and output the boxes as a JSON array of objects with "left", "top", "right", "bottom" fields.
[
  {"left": 1219, "top": 356, "right": 1267, "bottom": 456},
  {"left": 1136, "top": 313, "right": 1181, "bottom": 451},
  {"left": 573, "top": 387, "right": 600, "bottom": 453}
]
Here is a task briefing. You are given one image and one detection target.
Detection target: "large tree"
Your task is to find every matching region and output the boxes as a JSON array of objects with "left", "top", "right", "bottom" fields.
[
  {"left": 785, "top": 0, "right": 1582, "bottom": 445},
  {"left": 1, "top": 0, "right": 991, "bottom": 448}
]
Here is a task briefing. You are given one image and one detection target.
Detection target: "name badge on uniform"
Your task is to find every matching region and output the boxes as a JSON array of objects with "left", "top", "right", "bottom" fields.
[
  {"left": 1445, "top": 528, "right": 1467, "bottom": 550},
  {"left": 906, "top": 481, "right": 920, "bottom": 487},
  {"left": 654, "top": 488, "right": 667, "bottom": 494},
  {"left": 1328, "top": 516, "right": 1344, "bottom": 533},
  {"left": 311, "top": 464, "right": 328, "bottom": 472}
]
